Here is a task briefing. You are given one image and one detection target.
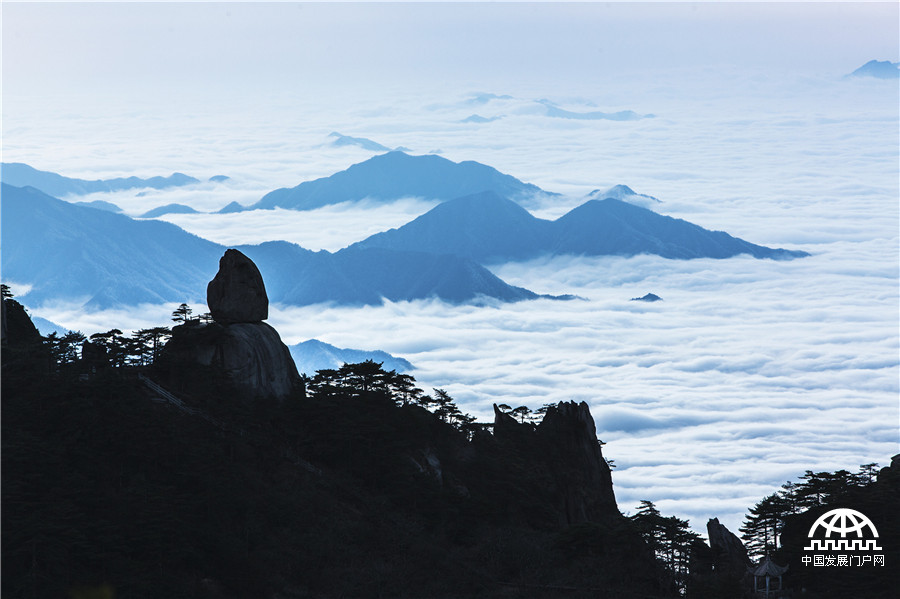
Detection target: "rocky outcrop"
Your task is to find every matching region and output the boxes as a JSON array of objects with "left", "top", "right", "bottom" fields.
[
  {"left": 160, "top": 249, "right": 300, "bottom": 399},
  {"left": 538, "top": 401, "right": 617, "bottom": 527},
  {"left": 162, "top": 321, "right": 300, "bottom": 399},
  {"left": 490, "top": 400, "right": 618, "bottom": 528},
  {"left": 207, "top": 249, "right": 268, "bottom": 324},
  {"left": 1, "top": 298, "right": 42, "bottom": 348},
  {"left": 707, "top": 517, "right": 751, "bottom": 578},
  {"left": 491, "top": 404, "right": 522, "bottom": 437}
]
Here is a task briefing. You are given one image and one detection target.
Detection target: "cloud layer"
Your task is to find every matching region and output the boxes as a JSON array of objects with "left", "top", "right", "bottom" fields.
[{"left": 4, "top": 3, "right": 897, "bottom": 537}]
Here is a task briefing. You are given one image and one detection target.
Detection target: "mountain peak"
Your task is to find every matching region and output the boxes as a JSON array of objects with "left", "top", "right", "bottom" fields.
[
  {"left": 217, "top": 201, "right": 246, "bottom": 214},
  {"left": 251, "top": 152, "right": 549, "bottom": 211},
  {"left": 140, "top": 203, "right": 199, "bottom": 218},
  {"left": 350, "top": 190, "right": 549, "bottom": 263},
  {"left": 328, "top": 132, "right": 391, "bottom": 152},
  {"left": 355, "top": 191, "right": 808, "bottom": 262},
  {"left": 1, "top": 162, "right": 199, "bottom": 197},
  {"left": 588, "top": 185, "right": 661, "bottom": 208},
  {"left": 848, "top": 59, "right": 900, "bottom": 79}
]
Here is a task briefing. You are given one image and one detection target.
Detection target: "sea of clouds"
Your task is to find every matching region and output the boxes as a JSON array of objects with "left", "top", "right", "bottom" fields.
[{"left": 4, "top": 11, "right": 897, "bottom": 535}]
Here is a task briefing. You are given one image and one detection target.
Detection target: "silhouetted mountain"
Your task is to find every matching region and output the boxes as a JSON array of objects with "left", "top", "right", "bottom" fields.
[
  {"left": 328, "top": 131, "right": 391, "bottom": 152},
  {"left": 461, "top": 114, "right": 503, "bottom": 123},
  {"left": 289, "top": 339, "right": 414, "bottom": 376},
  {"left": 2, "top": 184, "right": 222, "bottom": 308},
  {"left": 251, "top": 151, "right": 552, "bottom": 211},
  {"left": 848, "top": 59, "right": 900, "bottom": 79},
  {"left": 465, "top": 92, "right": 513, "bottom": 104},
  {"left": 352, "top": 191, "right": 808, "bottom": 262},
  {"left": 631, "top": 293, "right": 662, "bottom": 302},
  {"left": 73, "top": 199, "right": 124, "bottom": 213},
  {"left": 238, "top": 242, "right": 542, "bottom": 307},
  {"left": 351, "top": 191, "right": 553, "bottom": 262},
  {"left": 2, "top": 306, "right": 664, "bottom": 598},
  {"left": 209, "top": 174, "right": 230, "bottom": 182},
  {"left": 2, "top": 184, "right": 544, "bottom": 309},
  {"left": 553, "top": 199, "right": 805, "bottom": 259},
  {"left": 1, "top": 162, "right": 199, "bottom": 197},
  {"left": 217, "top": 200, "right": 246, "bottom": 213},
  {"left": 31, "top": 316, "right": 71, "bottom": 336},
  {"left": 140, "top": 203, "right": 200, "bottom": 218},
  {"left": 536, "top": 99, "right": 653, "bottom": 121},
  {"left": 588, "top": 184, "right": 661, "bottom": 209}
]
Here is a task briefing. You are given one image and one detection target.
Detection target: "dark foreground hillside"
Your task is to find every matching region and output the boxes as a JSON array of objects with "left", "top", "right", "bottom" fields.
[
  {"left": 2, "top": 308, "right": 663, "bottom": 598},
  {"left": 5, "top": 292, "right": 895, "bottom": 599}
]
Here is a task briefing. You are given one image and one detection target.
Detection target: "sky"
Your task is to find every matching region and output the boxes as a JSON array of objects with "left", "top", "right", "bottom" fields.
[{"left": 3, "top": 2, "right": 899, "bottom": 537}]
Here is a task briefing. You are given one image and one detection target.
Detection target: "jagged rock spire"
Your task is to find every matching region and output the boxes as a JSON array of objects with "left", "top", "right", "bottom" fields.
[
  {"left": 538, "top": 401, "right": 617, "bottom": 526},
  {"left": 707, "top": 517, "right": 751, "bottom": 578}
]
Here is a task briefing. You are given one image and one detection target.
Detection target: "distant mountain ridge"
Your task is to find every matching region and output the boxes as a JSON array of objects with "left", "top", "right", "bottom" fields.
[
  {"left": 328, "top": 132, "right": 391, "bottom": 152},
  {"left": 251, "top": 151, "right": 553, "bottom": 211},
  {"left": 140, "top": 203, "right": 200, "bottom": 218},
  {"left": 2, "top": 184, "right": 545, "bottom": 309},
  {"left": 1, "top": 162, "right": 199, "bottom": 197},
  {"left": 536, "top": 99, "right": 653, "bottom": 121},
  {"left": 350, "top": 190, "right": 809, "bottom": 262},
  {"left": 3, "top": 184, "right": 223, "bottom": 307},
  {"left": 848, "top": 60, "right": 900, "bottom": 79},
  {"left": 288, "top": 339, "right": 413, "bottom": 376},
  {"left": 74, "top": 199, "right": 124, "bottom": 213},
  {"left": 588, "top": 185, "right": 661, "bottom": 209}
]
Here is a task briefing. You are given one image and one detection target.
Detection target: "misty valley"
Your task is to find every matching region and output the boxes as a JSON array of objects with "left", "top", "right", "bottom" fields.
[
  {"left": 2, "top": 144, "right": 897, "bottom": 598},
  {"left": 2, "top": 5, "right": 898, "bottom": 595}
]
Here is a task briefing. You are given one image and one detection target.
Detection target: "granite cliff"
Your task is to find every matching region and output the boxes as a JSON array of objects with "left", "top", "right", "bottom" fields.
[
  {"left": 492, "top": 400, "right": 618, "bottom": 528},
  {"left": 160, "top": 249, "right": 301, "bottom": 399}
]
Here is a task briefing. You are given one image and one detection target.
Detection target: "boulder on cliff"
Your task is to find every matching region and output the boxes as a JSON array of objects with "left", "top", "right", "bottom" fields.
[
  {"left": 160, "top": 250, "right": 300, "bottom": 399},
  {"left": 161, "top": 321, "right": 300, "bottom": 400},
  {"left": 207, "top": 248, "right": 268, "bottom": 324}
]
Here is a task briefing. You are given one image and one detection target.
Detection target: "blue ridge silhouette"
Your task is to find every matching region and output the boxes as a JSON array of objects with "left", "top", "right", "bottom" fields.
[
  {"left": 140, "top": 203, "right": 200, "bottom": 218},
  {"left": 847, "top": 60, "right": 899, "bottom": 79},
  {"left": 2, "top": 184, "right": 543, "bottom": 309},
  {"left": 288, "top": 339, "right": 414, "bottom": 376},
  {"left": 536, "top": 99, "right": 652, "bottom": 121},
  {"left": 74, "top": 199, "right": 124, "bottom": 213},
  {"left": 350, "top": 190, "right": 809, "bottom": 262},
  {"left": 328, "top": 132, "right": 392, "bottom": 152},
  {"left": 1, "top": 162, "right": 200, "bottom": 197},
  {"left": 252, "top": 151, "right": 551, "bottom": 211},
  {"left": 217, "top": 201, "right": 247, "bottom": 214}
]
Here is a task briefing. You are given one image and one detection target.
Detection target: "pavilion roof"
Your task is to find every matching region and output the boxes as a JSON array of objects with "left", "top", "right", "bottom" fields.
[{"left": 751, "top": 556, "right": 789, "bottom": 577}]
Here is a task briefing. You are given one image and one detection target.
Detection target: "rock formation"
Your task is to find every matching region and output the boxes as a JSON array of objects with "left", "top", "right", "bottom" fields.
[
  {"left": 161, "top": 249, "right": 300, "bottom": 400},
  {"left": 538, "top": 401, "right": 618, "bottom": 526},
  {"left": 707, "top": 517, "right": 751, "bottom": 578},
  {"left": 1, "top": 298, "right": 42, "bottom": 348},
  {"left": 491, "top": 403, "right": 522, "bottom": 436},
  {"left": 491, "top": 400, "right": 618, "bottom": 528},
  {"left": 207, "top": 248, "right": 268, "bottom": 324}
]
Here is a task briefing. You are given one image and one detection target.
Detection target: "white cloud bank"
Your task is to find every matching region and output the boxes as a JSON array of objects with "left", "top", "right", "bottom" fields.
[{"left": 4, "top": 2, "right": 898, "bottom": 537}]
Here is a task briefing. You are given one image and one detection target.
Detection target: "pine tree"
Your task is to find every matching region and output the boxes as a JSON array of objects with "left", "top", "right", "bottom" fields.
[
  {"left": 740, "top": 493, "right": 791, "bottom": 559},
  {"left": 171, "top": 303, "right": 193, "bottom": 324}
]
